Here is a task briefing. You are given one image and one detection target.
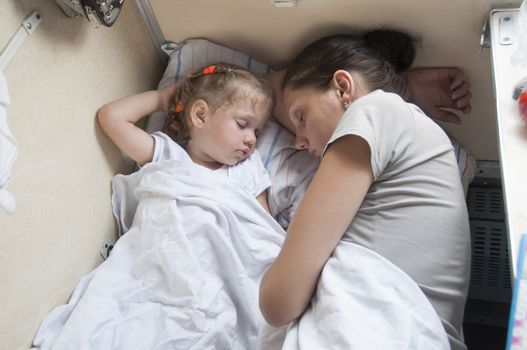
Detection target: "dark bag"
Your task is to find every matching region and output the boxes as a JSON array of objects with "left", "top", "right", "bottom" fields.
[{"left": 55, "top": 0, "right": 124, "bottom": 27}]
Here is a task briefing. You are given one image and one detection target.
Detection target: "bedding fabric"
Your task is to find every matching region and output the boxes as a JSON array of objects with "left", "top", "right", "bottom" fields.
[{"left": 32, "top": 160, "right": 449, "bottom": 350}]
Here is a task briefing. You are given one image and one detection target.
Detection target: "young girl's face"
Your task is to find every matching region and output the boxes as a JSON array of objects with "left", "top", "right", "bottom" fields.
[
  {"left": 197, "top": 95, "right": 270, "bottom": 167},
  {"left": 283, "top": 86, "right": 344, "bottom": 158}
]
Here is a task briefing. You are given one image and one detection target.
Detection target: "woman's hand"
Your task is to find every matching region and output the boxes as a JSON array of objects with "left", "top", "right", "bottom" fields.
[{"left": 404, "top": 68, "right": 472, "bottom": 124}]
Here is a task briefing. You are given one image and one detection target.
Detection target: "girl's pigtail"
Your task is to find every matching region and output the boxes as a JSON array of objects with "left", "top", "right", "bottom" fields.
[{"left": 167, "top": 85, "right": 189, "bottom": 145}]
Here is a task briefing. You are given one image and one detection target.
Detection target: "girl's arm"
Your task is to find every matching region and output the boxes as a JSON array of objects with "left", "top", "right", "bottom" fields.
[
  {"left": 256, "top": 191, "right": 270, "bottom": 213},
  {"left": 97, "top": 85, "right": 178, "bottom": 165},
  {"left": 259, "top": 135, "right": 373, "bottom": 327}
]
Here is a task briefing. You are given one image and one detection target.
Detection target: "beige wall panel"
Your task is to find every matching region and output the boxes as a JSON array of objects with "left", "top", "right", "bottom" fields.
[
  {"left": 152, "top": 0, "right": 521, "bottom": 160},
  {"left": 0, "top": 1, "right": 162, "bottom": 348}
]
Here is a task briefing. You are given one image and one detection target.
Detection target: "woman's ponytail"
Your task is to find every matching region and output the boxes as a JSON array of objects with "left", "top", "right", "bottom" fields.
[
  {"left": 283, "top": 28, "right": 420, "bottom": 100},
  {"left": 363, "top": 29, "right": 417, "bottom": 73}
]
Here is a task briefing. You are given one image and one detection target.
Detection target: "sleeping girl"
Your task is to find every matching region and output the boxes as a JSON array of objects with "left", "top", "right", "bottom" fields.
[
  {"left": 31, "top": 63, "right": 285, "bottom": 349},
  {"left": 97, "top": 63, "right": 273, "bottom": 212}
]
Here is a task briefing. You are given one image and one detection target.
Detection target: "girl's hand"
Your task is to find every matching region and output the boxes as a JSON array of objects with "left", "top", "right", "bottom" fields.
[
  {"left": 159, "top": 84, "right": 180, "bottom": 112},
  {"left": 404, "top": 68, "right": 472, "bottom": 124}
]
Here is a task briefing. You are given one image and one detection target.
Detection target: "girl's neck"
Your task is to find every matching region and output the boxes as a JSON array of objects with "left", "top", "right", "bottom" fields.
[{"left": 185, "top": 141, "right": 223, "bottom": 170}]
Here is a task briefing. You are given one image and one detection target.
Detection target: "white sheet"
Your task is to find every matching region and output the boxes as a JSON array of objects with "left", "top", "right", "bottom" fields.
[
  {"left": 33, "top": 160, "right": 284, "bottom": 349},
  {"left": 278, "top": 242, "right": 450, "bottom": 349},
  {"left": 32, "top": 160, "right": 449, "bottom": 350}
]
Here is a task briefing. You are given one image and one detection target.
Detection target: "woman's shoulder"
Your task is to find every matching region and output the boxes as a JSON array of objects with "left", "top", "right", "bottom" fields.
[
  {"left": 353, "top": 90, "right": 407, "bottom": 111},
  {"left": 341, "top": 90, "right": 410, "bottom": 129},
  {"left": 350, "top": 90, "right": 437, "bottom": 128}
]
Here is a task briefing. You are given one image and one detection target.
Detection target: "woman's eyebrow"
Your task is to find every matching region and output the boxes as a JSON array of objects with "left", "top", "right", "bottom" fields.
[{"left": 286, "top": 104, "right": 296, "bottom": 120}]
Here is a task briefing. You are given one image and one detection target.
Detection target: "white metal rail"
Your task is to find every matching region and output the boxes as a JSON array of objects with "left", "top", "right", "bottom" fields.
[{"left": 0, "top": 11, "right": 42, "bottom": 72}]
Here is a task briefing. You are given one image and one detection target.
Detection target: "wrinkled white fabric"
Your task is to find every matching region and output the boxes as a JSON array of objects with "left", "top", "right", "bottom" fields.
[
  {"left": 0, "top": 72, "right": 17, "bottom": 214},
  {"left": 33, "top": 160, "right": 449, "bottom": 350},
  {"left": 33, "top": 160, "right": 285, "bottom": 350},
  {"left": 278, "top": 242, "right": 450, "bottom": 350}
]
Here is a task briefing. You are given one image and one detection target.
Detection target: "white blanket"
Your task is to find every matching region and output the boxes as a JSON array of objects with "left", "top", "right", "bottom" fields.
[
  {"left": 32, "top": 160, "right": 449, "bottom": 350},
  {"left": 277, "top": 242, "right": 450, "bottom": 349}
]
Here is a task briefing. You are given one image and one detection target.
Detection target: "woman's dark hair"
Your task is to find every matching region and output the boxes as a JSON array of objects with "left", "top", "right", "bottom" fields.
[
  {"left": 282, "top": 29, "right": 419, "bottom": 98},
  {"left": 167, "top": 63, "right": 273, "bottom": 147}
]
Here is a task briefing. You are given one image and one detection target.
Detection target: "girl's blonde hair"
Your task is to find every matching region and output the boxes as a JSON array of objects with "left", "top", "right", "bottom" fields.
[{"left": 167, "top": 63, "right": 273, "bottom": 147}]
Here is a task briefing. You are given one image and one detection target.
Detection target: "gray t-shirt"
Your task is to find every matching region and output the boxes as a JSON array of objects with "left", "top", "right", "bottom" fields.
[{"left": 326, "top": 90, "right": 470, "bottom": 350}]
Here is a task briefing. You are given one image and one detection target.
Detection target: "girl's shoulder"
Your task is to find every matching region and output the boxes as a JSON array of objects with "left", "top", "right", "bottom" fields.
[{"left": 151, "top": 131, "right": 192, "bottom": 163}]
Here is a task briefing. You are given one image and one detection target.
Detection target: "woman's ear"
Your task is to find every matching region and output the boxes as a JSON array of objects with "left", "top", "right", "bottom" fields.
[
  {"left": 189, "top": 99, "right": 209, "bottom": 128},
  {"left": 331, "top": 70, "right": 355, "bottom": 105}
]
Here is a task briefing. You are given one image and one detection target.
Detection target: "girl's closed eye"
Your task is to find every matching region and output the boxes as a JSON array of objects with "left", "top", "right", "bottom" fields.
[{"left": 236, "top": 120, "right": 247, "bottom": 129}]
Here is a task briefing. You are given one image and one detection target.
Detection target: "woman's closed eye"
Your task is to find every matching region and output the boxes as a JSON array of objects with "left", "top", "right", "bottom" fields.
[{"left": 298, "top": 112, "right": 305, "bottom": 126}]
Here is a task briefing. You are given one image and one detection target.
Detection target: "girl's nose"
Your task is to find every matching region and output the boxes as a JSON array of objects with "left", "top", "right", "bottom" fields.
[{"left": 244, "top": 135, "right": 255, "bottom": 148}]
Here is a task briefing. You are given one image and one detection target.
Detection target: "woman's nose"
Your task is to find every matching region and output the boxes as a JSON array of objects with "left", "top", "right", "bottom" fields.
[{"left": 294, "top": 135, "right": 308, "bottom": 150}]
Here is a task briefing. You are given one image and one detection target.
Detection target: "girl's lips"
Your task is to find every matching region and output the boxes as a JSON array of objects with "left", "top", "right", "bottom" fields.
[{"left": 239, "top": 148, "right": 250, "bottom": 157}]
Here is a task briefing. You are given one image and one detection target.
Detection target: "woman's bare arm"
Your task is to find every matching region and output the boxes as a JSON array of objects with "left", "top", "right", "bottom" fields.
[{"left": 259, "top": 135, "right": 373, "bottom": 326}]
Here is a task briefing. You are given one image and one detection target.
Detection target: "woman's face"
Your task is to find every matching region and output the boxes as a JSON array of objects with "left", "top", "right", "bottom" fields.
[{"left": 283, "top": 86, "right": 345, "bottom": 158}]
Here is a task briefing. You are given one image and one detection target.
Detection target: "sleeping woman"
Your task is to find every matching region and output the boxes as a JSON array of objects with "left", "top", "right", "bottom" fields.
[{"left": 259, "top": 29, "right": 470, "bottom": 350}]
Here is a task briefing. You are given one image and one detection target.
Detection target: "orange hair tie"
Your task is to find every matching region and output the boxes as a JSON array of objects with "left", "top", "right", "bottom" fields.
[
  {"left": 175, "top": 101, "right": 184, "bottom": 113},
  {"left": 202, "top": 65, "right": 216, "bottom": 75}
]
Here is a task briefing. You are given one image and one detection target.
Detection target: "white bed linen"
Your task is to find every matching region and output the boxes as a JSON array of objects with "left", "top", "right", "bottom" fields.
[
  {"left": 278, "top": 242, "right": 450, "bottom": 349},
  {"left": 32, "top": 160, "right": 449, "bottom": 350},
  {"left": 33, "top": 160, "right": 284, "bottom": 349}
]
